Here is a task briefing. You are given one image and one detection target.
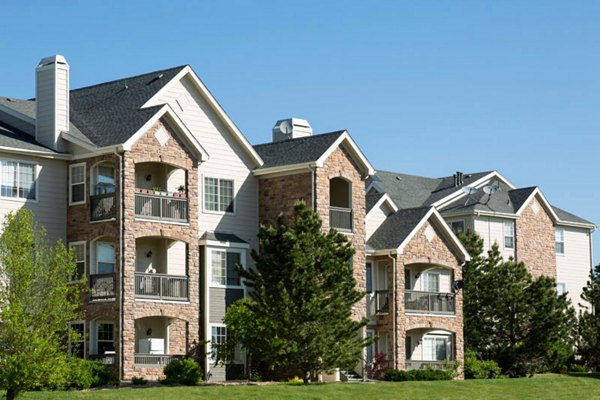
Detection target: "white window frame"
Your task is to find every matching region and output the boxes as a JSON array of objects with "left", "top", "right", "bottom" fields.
[
  {"left": 203, "top": 176, "right": 236, "bottom": 214},
  {"left": 91, "top": 240, "right": 115, "bottom": 275},
  {"left": 422, "top": 334, "right": 452, "bottom": 362},
  {"left": 555, "top": 228, "right": 565, "bottom": 255},
  {"left": 0, "top": 158, "right": 39, "bottom": 202},
  {"left": 90, "top": 163, "right": 116, "bottom": 196},
  {"left": 68, "top": 320, "right": 86, "bottom": 358},
  {"left": 421, "top": 271, "right": 440, "bottom": 293},
  {"left": 209, "top": 324, "right": 244, "bottom": 364},
  {"left": 208, "top": 248, "right": 245, "bottom": 288},
  {"left": 69, "top": 162, "right": 86, "bottom": 205},
  {"left": 557, "top": 282, "right": 566, "bottom": 295},
  {"left": 93, "top": 320, "right": 115, "bottom": 355},
  {"left": 69, "top": 241, "right": 86, "bottom": 282},
  {"left": 503, "top": 220, "right": 515, "bottom": 250}
]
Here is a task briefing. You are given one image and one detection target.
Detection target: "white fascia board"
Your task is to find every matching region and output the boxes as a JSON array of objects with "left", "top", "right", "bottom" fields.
[
  {"left": 514, "top": 188, "right": 559, "bottom": 222},
  {"left": 252, "top": 162, "right": 315, "bottom": 177},
  {"left": 366, "top": 193, "right": 398, "bottom": 219},
  {"left": 0, "top": 103, "right": 35, "bottom": 125},
  {"left": 0, "top": 146, "right": 71, "bottom": 160},
  {"left": 315, "top": 132, "right": 375, "bottom": 176},
  {"left": 555, "top": 220, "right": 597, "bottom": 230},
  {"left": 142, "top": 66, "right": 263, "bottom": 168},
  {"left": 370, "top": 249, "right": 398, "bottom": 256},
  {"left": 365, "top": 180, "right": 383, "bottom": 194},
  {"left": 396, "top": 207, "right": 470, "bottom": 262},
  {"left": 121, "top": 105, "right": 209, "bottom": 162},
  {"left": 60, "top": 131, "right": 97, "bottom": 152},
  {"left": 445, "top": 210, "right": 518, "bottom": 220},
  {"left": 198, "top": 239, "right": 251, "bottom": 249},
  {"left": 433, "top": 171, "right": 515, "bottom": 209}
]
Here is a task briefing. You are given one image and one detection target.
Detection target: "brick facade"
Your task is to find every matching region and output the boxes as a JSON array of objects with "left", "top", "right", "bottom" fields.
[
  {"left": 258, "top": 172, "right": 313, "bottom": 227},
  {"left": 515, "top": 197, "right": 556, "bottom": 279}
]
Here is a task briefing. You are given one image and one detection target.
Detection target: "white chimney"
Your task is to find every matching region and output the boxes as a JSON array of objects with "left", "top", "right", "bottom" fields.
[
  {"left": 272, "top": 118, "right": 312, "bottom": 142},
  {"left": 36, "top": 55, "right": 69, "bottom": 151}
]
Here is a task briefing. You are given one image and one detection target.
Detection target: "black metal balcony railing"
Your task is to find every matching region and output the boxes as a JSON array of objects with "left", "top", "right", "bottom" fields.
[
  {"left": 89, "top": 353, "right": 116, "bottom": 365},
  {"left": 405, "top": 360, "right": 448, "bottom": 371},
  {"left": 367, "top": 289, "right": 389, "bottom": 316},
  {"left": 404, "top": 290, "right": 455, "bottom": 314},
  {"left": 90, "top": 193, "right": 116, "bottom": 221},
  {"left": 134, "top": 354, "right": 182, "bottom": 366},
  {"left": 329, "top": 207, "right": 353, "bottom": 232},
  {"left": 134, "top": 193, "right": 188, "bottom": 223},
  {"left": 89, "top": 273, "right": 116, "bottom": 300},
  {"left": 134, "top": 273, "right": 189, "bottom": 301}
]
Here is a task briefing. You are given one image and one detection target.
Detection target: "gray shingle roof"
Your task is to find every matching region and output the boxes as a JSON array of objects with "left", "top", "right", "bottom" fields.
[
  {"left": 253, "top": 131, "right": 345, "bottom": 168},
  {"left": 366, "top": 192, "right": 384, "bottom": 213},
  {"left": 552, "top": 205, "right": 595, "bottom": 226},
  {"left": 0, "top": 121, "right": 57, "bottom": 153},
  {"left": 0, "top": 97, "right": 36, "bottom": 118},
  {"left": 367, "top": 206, "right": 432, "bottom": 250},
  {"left": 200, "top": 231, "right": 248, "bottom": 244},
  {"left": 441, "top": 183, "right": 534, "bottom": 215}
]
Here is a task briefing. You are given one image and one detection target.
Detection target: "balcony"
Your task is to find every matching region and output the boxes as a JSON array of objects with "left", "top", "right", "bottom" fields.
[
  {"left": 134, "top": 192, "right": 188, "bottom": 223},
  {"left": 90, "top": 273, "right": 116, "bottom": 300},
  {"left": 330, "top": 207, "right": 353, "bottom": 232},
  {"left": 134, "top": 273, "right": 188, "bottom": 301},
  {"left": 134, "top": 354, "right": 182, "bottom": 366},
  {"left": 90, "top": 193, "right": 116, "bottom": 221},
  {"left": 367, "top": 289, "right": 389, "bottom": 316},
  {"left": 405, "top": 360, "right": 447, "bottom": 371},
  {"left": 89, "top": 353, "right": 116, "bottom": 365},
  {"left": 404, "top": 290, "right": 455, "bottom": 315}
]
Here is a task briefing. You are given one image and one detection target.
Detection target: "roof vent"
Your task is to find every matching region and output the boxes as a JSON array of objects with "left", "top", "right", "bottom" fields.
[
  {"left": 453, "top": 171, "right": 464, "bottom": 186},
  {"left": 272, "top": 118, "right": 313, "bottom": 142}
]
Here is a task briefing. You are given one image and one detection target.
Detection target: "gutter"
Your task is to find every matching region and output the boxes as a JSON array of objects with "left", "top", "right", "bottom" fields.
[{"left": 387, "top": 252, "right": 397, "bottom": 369}]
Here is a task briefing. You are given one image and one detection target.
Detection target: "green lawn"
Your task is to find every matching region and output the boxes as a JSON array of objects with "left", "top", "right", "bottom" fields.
[{"left": 9, "top": 374, "right": 600, "bottom": 400}]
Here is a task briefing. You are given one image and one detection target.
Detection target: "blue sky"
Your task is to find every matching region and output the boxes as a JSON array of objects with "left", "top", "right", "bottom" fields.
[{"left": 2, "top": 1, "right": 599, "bottom": 262}]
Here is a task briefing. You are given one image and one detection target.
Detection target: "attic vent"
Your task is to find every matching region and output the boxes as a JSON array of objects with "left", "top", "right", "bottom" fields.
[
  {"left": 424, "top": 225, "right": 435, "bottom": 242},
  {"left": 154, "top": 126, "right": 170, "bottom": 147},
  {"left": 531, "top": 202, "right": 540, "bottom": 215}
]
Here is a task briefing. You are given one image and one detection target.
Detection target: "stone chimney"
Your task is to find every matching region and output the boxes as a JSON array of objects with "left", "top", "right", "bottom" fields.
[
  {"left": 272, "top": 118, "right": 312, "bottom": 142},
  {"left": 35, "top": 55, "right": 69, "bottom": 151}
]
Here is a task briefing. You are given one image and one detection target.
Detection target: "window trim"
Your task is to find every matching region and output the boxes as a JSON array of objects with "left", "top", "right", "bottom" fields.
[
  {"left": 503, "top": 220, "right": 515, "bottom": 250},
  {"left": 94, "top": 320, "right": 115, "bottom": 355},
  {"left": 90, "top": 162, "right": 116, "bottom": 196},
  {"left": 450, "top": 220, "right": 465, "bottom": 234},
  {"left": 555, "top": 227, "right": 565, "bottom": 255},
  {"left": 0, "top": 158, "right": 39, "bottom": 203},
  {"left": 68, "top": 320, "right": 86, "bottom": 358},
  {"left": 69, "top": 162, "right": 86, "bottom": 205},
  {"left": 422, "top": 333, "right": 453, "bottom": 362},
  {"left": 91, "top": 239, "right": 115, "bottom": 275},
  {"left": 202, "top": 175, "right": 236, "bottom": 215},
  {"left": 557, "top": 282, "right": 567, "bottom": 295},
  {"left": 69, "top": 241, "right": 86, "bottom": 282},
  {"left": 208, "top": 247, "right": 245, "bottom": 289},
  {"left": 421, "top": 271, "right": 441, "bottom": 293}
]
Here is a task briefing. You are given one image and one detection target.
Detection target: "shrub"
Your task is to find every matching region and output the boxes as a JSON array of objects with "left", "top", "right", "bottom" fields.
[
  {"left": 131, "top": 376, "right": 147, "bottom": 385},
  {"left": 384, "top": 367, "right": 453, "bottom": 381},
  {"left": 64, "top": 358, "right": 113, "bottom": 389},
  {"left": 288, "top": 376, "right": 303, "bottom": 384},
  {"left": 569, "top": 364, "right": 588, "bottom": 373},
  {"left": 464, "top": 350, "right": 502, "bottom": 379},
  {"left": 162, "top": 359, "right": 202, "bottom": 385}
]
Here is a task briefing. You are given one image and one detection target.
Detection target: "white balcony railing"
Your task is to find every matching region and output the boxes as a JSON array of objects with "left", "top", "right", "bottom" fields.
[
  {"left": 404, "top": 290, "right": 455, "bottom": 314},
  {"left": 134, "top": 192, "right": 188, "bottom": 223},
  {"left": 329, "top": 207, "right": 353, "bottom": 232},
  {"left": 134, "top": 273, "right": 188, "bottom": 301},
  {"left": 134, "top": 354, "right": 182, "bottom": 366},
  {"left": 405, "top": 360, "right": 448, "bottom": 370}
]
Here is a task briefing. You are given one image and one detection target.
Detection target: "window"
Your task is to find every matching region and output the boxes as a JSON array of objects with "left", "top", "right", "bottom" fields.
[
  {"left": 95, "top": 242, "right": 115, "bottom": 274},
  {"left": 404, "top": 269, "right": 411, "bottom": 290},
  {"left": 211, "top": 325, "right": 227, "bottom": 361},
  {"left": 92, "top": 165, "right": 115, "bottom": 195},
  {"left": 96, "top": 322, "right": 114, "bottom": 354},
  {"left": 555, "top": 228, "right": 565, "bottom": 254},
  {"left": 504, "top": 220, "right": 515, "bottom": 249},
  {"left": 366, "top": 262, "right": 372, "bottom": 294},
  {"left": 557, "top": 282, "right": 566, "bottom": 295},
  {"left": 405, "top": 335, "right": 412, "bottom": 360},
  {"left": 69, "top": 321, "right": 85, "bottom": 358},
  {"left": 204, "top": 177, "right": 234, "bottom": 212},
  {"left": 423, "top": 335, "right": 452, "bottom": 361},
  {"left": 69, "top": 242, "right": 85, "bottom": 281},
  {"left": 69, "top": 163, "right": 85, "bottom": 204},
  {"left": 0, "top": 160, "right": 36, "bottom": 200},
  {"left": 450, "top": 221, "right": 465, "bottom": 234},
  {"left": 211, "top": 250, "right": 242, "bottom": 286},
  {"left": 422, "top": 271, "right": 440, "bottom": 292},
  {"left": 366, "top": 331, "right": 374, "bottom": 362}
]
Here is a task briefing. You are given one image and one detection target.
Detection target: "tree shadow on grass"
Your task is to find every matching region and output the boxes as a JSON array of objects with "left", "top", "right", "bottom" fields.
[{"left": 566, "top": 373, "right": 600, "bottom": 380}]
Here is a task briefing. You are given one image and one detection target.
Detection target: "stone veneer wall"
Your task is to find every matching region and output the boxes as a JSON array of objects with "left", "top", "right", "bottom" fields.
[
  {"left": 314, "top": 146, "right": 367, "bottom": 321},
  {"left": 258, "top": 172, "right": 313, "bottom": 227},
  {"left": 373, "top": 220, "right": 464, "bottom": 373},
  {"left": 515, "top": 197, "right": 556, "bottom": 279},
  {"left": 121, "top": 119, "right": 200, "bottom": 380},
  {"left": 67, "top": 154, "right": 122, "bottom": 374}
]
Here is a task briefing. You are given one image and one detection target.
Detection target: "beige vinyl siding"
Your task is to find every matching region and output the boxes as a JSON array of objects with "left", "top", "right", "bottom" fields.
[
  {"left": 473, "top": 216, "right": 515, "bottom": 260},
  {"left": 0, "top": 152, "right": 66, "bottom": 243},
  {"left": 156, "top": 77, "right": 259, "bottom": 258},
  {"left": 366, "top": 202, "right": 393, "bottom": 240},
  {"left": 167, "top": 240, "right": 186, "bottom": 276},
  {"left": 35, "top": 67, "right": 56, "bottom": 146},
  {"left": 556, "top": 226, "right": 592, "bottom": 314}
]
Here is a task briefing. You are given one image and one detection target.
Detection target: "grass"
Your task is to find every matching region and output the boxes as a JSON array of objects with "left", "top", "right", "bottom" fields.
[{"left": 7, "top": 374, "right": 600, "bottom": 400}]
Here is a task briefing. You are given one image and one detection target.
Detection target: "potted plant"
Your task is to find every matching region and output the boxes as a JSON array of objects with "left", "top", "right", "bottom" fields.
[
  {"left": 135, "top": 188, "right": 153, "bottom": 194},
  {"left": 152, "top": 186, "right": 167, "bottom": 196},
  {"left": 174, "top": 185, "right": 187, "bottom": 198}
]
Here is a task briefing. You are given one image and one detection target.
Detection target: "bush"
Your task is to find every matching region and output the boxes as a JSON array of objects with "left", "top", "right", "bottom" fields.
[
  {"left": 569, "top": 364, "right": 588, "bottom": 373},
  {"left": 287, "top": 376, "right": 303, "bottom": 384},
  {"left": 131, "top": 376, "right": 147, "bottom": 385},
  {"left": 464, "top": 350, "right": 502, "bottom": 379},
  {"left": 162, "top": 359, "right": 202, "bottom": 385},
  {"left": 384, "top": 367, "right": 454, "bottom": 382},
  {"left": 64, "top": 358, "right": 113, "bottom": 389}
]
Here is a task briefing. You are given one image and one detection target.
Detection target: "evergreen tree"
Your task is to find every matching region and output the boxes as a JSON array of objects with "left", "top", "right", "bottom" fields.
[
  {"left": 221, "top": 202, "right": 369, "bottom": 383},
  {"left": 0, "top": 210, "right": 81, "bottom": 399},
  {"left": 577, "top": 264, "right": 600, "bottom": 370},
  {"left": 459, "top": 229, "right": 575, "bottom": 376}
]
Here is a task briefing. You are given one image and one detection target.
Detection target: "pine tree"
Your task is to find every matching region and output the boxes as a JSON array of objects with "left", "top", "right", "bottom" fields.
[
  {"left": 577, "top": 264, "right": 600, "bottom": 370},
  {"left": 459, "top": 229, "right": 575, "bottom": 376},
  {"left": 221, "top": 202, "right": 369, "bottom": 383},
  {"left": 0, "top": 209, "right": 81, "bottom": 399}
]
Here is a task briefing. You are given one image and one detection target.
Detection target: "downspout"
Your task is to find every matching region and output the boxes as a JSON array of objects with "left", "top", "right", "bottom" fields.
[
  {"left": 311, "top": 167, "right": 316, "bottom": 210},
  {"left": 387, "top": 252, "right": 397, "bottom": 369},
  {"left": 114, "top": 149, "right": 124, "bottom": 382},
  {"left": 590, "top": 230, "right": 595, "bottom": 316}
]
